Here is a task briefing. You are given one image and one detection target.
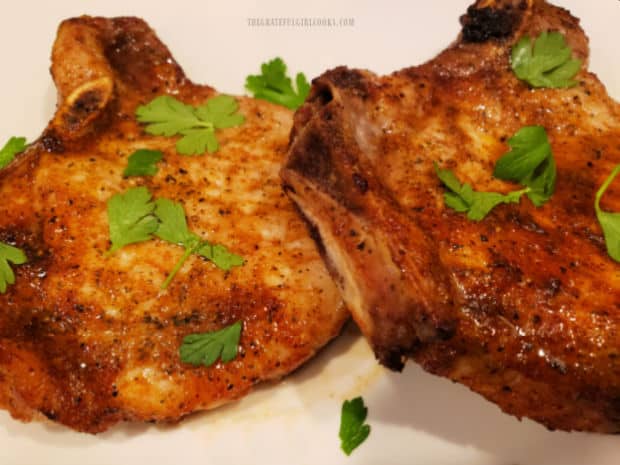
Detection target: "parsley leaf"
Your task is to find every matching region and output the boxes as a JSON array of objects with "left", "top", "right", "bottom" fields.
[
  {"left": 106, "top": 190, "right": 244, "bottom": 285},
  {"left": 339, "top": 397, "right": 371, "bottom": 456},
  {"left": 136, "top": 95, "right": 245, "bottom": 156},
  {"left": 179, "top": 321, "right": 242, "bottom": 367},
  {"left": 153, "top": 198, "right": 196, "bottom": 246},
  {"left": 437, "top": 126, "right": 558, "bottom": 220},
  {"left": 511, "top": 31, "right": 582, "bottom": 88},
  {"left": 154, "top": 198, "right": 205, "bottom": 289},
  {"left": 520, "top": 156, "right": 557, "bottom": 207},
  {"left": 245, "top": 57, "right": 311, "bottom": 110},
  {"left": 493, "top": 125, "right": 556, "bottom": 206},
  {"left": 195, "top": 95, "right": 246, "bottom": 129},
  {"left": 0, "top": 242, "right": 27, "bottom": 293},
  {"left": 123, "top": 149, "right": 163, "bottom": 177},
  {"left": 595, "top": 164, "right": 620, "bottom": 262},
  {"left": 136, "top": 96, "right": 198, "bottom": 136},
  {"left": 196, "top": 242, "right": 245, "bottom": 271},
  {"left": 493, "top": 126, "right": 550, "bottom": 181},
  {"left": 435, "top": 164, "right": 526, "bottom": 221},
  {"left": 106, "top": 186, "right": 159, "bottom": 254},
  {"left": 105, "top": 190, "right": 243, "bottom": 286},
  {"left": 0, "top": 136, "right": 27, "bottom": 169},
  {"left": 154, "top": 198, "right": 244, "bottom": 288}
]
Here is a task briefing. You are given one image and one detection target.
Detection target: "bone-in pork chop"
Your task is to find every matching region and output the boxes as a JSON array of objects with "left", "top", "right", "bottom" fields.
[
  {"left": 282, "top": 0, "right": 620, "bottom": 432},
  {"left": 0, "top": 17, "right": 346, "bottom": 433}
]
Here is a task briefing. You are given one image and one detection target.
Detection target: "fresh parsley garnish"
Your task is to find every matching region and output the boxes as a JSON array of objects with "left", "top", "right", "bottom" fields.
[
  {"left": 179, "top": 321, "right": 242, "bottom": 367},
  {"left": 136, "top": 95, "right": 245, "bottom": 156},
  {"left": 0, "top": 242, "right": 27, "bottom": 293},
  {"left": 245, "top": 57, "right": 311, "bottom": 110},
  {"left": 435, "top": 164, "right": 525, "bottom": 221},
  {"left": 153, "top": 197, "right": 195, "bottom": 246},
  {"left": 0, "top": 136, "right": 27, "bottom": 169},
  {"left": 339, "top": 397, "right": 371, "bottom": 456},
  {"left": 154, "top": 198, "right": 209, "bottom": 289},
  {"left": 153, "top": 198, "right": 244, "bottom": 289},
  {"left": 123, "top": 149, "right": 163, "bottom": 177},
  {"left": 595, "top": 164, "right": 620, "bottom": 262},
  {"left": 511, "top": 31, "right": 582, "bottom": 88},
  {"left": 437, "top": 126, "right": 556, "bottom": 220},
  {"left": 493, "top": 125, "right": 556, "bottom": 206},
  {"left": 195, "top": 242, "right": 245, "bottom": 271},
  {"left": 106, "top": 186, "right": 159, "bottom": 254},
  {"left": 106, "top": 189, "right": 244, "bottom": 286}
]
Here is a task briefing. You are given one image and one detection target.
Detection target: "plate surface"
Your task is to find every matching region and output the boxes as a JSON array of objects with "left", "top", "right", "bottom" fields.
[{"left": 1, "top": 1, "right": 619, "bottom": 464}]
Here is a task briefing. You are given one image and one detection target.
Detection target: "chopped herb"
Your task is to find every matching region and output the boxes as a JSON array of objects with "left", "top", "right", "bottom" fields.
[
  {"left": 106, "top": 186, "right": 158, "bottom": 254},
  {"left": 595, "top": 164, "right": 620, "bottom": 262},
  {"left": 0, "top": 136, "right": 27, "bottom": 169},
  {"left": 493, "top": 125, "right": 556, "bottom": 206},
  {"left": 179, "top": 321, "right": 242, "bottom": 367},
  {"left": 245, "top": 57, "right": 310, "bottom": 110},
  {"left": 511, "top": 31, "right": 582, "bottom": 88},
  {"left": 435, "top": 164, "right": 525, "bottom": 221},
  {"left": 154, "top": 198, "right": 244, "bottom": 288},
  {"left": 196, "top": 242, "right": 245, "bottom": 271},
  {"left": 123, "top": 149, "right": 163, "bottom": 177},
  {"left": 0, "top": 242, "right": 27, "bottom": 293},
  {"left": 106, "top": 189, "right": 243, "bottom": 286},
  {"left": 136, "top": 95, "right": 245, "bottom": 156},
  {"left": 339, "top": 397, "right": 371, "bottom": 456},
  {"left": 437, "top": 126, "right": 557, "bottom": 220},
  {"left": 153, "top": 198, "right": 196, "bottom": 246}
]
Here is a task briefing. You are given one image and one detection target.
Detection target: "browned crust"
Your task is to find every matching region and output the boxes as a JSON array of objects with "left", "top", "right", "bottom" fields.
[
  {"left": 0, "top": 17, "right": 347, "bottom": 433},
  {"left": 282, "top": 0, "right": 620, "bottom": 432}
]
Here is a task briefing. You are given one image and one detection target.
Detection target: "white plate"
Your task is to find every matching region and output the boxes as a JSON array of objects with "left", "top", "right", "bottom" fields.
[{"left": 1, "top": 1, "right": 619, "bottom": 464}]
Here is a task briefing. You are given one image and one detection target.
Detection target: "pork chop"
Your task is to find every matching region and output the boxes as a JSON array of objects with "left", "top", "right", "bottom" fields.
[
  {"left": 282, "top": 0, "right": 620, "bottom": 432},
  {"left": 0, "top": 16, "right": 347, "bottom": 433}
]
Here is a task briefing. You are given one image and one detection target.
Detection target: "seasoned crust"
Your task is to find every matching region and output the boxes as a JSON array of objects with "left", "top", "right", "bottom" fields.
[
  {"left": 282, "top": 0, "right": 620, "bottom": 431},
  {"left": 0, "top": 17, "right": 347, "bottom": 433}
]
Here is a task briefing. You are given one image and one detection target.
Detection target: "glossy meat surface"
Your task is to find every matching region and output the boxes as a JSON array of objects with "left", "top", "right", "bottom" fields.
[
  {"left": 282, "top": 0, "right": 620, "bottom": 432},
  {"left": 0, "top": 17, "right": 346, "bottom": 433}
]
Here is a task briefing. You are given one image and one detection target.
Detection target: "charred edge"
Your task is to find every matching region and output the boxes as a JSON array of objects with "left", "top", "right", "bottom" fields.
[
  {"left": 63, "top": 89, "right": 107, "bottom": 130},
  {"left": 318, "top": 67, "right": 369, "bottom": 100},
  {"left": 43, "top": 410, "right": 57, "bottom": 421},
  {"left": 309, "top": 83, "right": 335, "bottom": 106},
  {"left": 375, "top": 316, "right": 456, "bottom": 372},
  {"left": 460, "top": 4, "right": 524, "bottom": 43},
  {"left": 375, "top": 346, "right": 407, "bottom": 372},
  {"left": 41, "top": 131, "right": 65, "bottom": 154}
]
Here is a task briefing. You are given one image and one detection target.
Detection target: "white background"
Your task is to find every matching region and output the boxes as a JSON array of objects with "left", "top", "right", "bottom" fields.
[{"left": 0, "top": 1, "right": 619, "bottom": 464}]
